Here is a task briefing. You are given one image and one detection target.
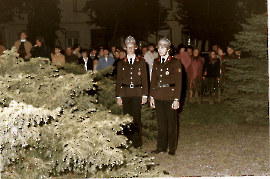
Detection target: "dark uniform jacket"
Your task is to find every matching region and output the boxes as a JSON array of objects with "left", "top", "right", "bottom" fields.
[
  {"left": 30, "top": 45, "right": 51, "bottom": 59},
  {"left": 150, "top": 56, "right": 182, "bottom": 101},
  {"left": 78, "top": 57, "right": 93, "bottom": 71},
  {"left": 65, "top": 54, "right": 79, "bottom": 63},
  {"left": 116, "top": 57, "right": 148, "bottom": 97}
]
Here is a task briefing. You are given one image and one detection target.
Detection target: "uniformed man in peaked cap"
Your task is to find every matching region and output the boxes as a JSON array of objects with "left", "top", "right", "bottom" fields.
[
  {"left": 116, "top": 36, "right": 148, "bottom": 148},
  {"left": 150, "top": 38, "right": 182, "bottom": 155}
]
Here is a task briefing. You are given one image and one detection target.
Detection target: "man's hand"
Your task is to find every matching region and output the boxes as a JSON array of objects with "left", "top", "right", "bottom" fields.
[
  {"left": 142, "top": 96, "right": 147, "bottom": 104},
  {"left": 116, "top": 97, "right": 123, "bottom": 106},
  {"left": 172, "top": 100, "right": 180, "bottom": 109},
  {"left": 150, "top": 97, "right": 155, "bottom": 108}
]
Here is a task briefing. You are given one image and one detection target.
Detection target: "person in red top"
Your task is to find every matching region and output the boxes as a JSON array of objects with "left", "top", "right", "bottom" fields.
[
  {"left": 175, "top": 44, "right": 192, "bottom": 106},
  {"left": 187, "top": 48, "right": 204, "bottom": 97}
]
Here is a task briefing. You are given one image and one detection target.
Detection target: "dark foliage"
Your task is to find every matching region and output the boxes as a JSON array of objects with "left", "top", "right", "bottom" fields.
[
  {"left": 26, "top": 0, "right": 61, "bottom": 47},
  {"left": 174, "top": 0, "right": 266, "bottom": 48},
  {"left": 83, "top": 0, "right": 168, "bottom": 42},
  {"left": 222, "top": 13, "right": 267, "bottom": 124},
  {"left": 0, "top": 0, "right": 26, "bottom": 23},
  {"left": 0, "top": 0, "right": 61, "bottom": 48}
]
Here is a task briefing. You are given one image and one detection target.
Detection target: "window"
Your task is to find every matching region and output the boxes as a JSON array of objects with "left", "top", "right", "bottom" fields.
[
  {"left": 66, "top": 31, "right": 79, "bottom": 47},
  {"left": 183, "top": 33, "right": 197, "bottom": 46},
  {"left": 73, "top": 0, "right": 87, "bottom": 12},
  {"left": 91, "top": 29, "right": 121, "bottom": 47},
  {"left": 159, "top": 0, "right": 172, "bottom": 10}
]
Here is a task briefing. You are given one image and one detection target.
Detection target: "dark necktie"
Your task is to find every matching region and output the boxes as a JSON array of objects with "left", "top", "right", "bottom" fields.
[
  {"left": 129, "top": 58, "right": 133, "bottom": 65},
  {"left": 161, "top": 58, "right": 165, "bottom": 64}
]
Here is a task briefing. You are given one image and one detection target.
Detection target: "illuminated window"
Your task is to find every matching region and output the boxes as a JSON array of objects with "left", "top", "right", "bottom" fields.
[
  {"left": 66, "top": 31, "right": 79, "bottom": 47},
  {"left": 183, "top": 33, "right": 196, "bottom": 46}
]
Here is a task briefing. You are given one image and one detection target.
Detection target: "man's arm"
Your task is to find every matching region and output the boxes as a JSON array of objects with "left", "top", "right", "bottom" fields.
[
  {"left": 97, "top": 58, "right": 102, "bottom": 71},
  {"left": 115, "top": 59, "right": 122, "bottom": 97},
  {"left": 116, "top": 59, "right": 123, "bottom": 106},
  {"left": 25, "top": 41, "right": 32, "bottom": 59},
  {"left": 141, "top": 59, "right": 148, "bottom": 97},
  {"left": 110, "top": 57, "right": 115, "bottom": 66},
  {"left": 174, "top": 59, "right": 182, "bottom": 101},
  {"left": 149, "top": 59, "right": 157, "bottom": 97},
  {"left": 141, "top": 59, "right": 148, "bottom": 104}
]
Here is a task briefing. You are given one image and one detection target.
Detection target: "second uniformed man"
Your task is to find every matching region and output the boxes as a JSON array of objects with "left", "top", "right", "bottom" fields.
[
  {"left": 116, "top": 36, "right": 148, "bottom": 148},
  {"left": 150, "top": 38, "right": 182, "bottom": 155}
]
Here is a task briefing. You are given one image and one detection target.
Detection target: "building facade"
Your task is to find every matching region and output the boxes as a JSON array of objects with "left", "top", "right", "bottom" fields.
[{"left": 0, "top": 0, "right": 187, "bottom": 50}]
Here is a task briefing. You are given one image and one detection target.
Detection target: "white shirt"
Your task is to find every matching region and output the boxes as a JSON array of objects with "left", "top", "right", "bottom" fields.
[
  {"left": 127, "top": 54, "right": 136, "bottom": 65},
  {"left": 160, "top": 54, "right": 169, "bottom": 63},
  {"left": 83, "top": 57, "right": 88, "bottom": 71},
  {"left": 144, "top": 51, "right": 158, "bottom": 80}
]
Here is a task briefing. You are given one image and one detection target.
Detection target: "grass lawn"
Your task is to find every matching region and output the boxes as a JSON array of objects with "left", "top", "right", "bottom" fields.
[{"left": 179, "top": 102, "right": 247, "bottom": 125}]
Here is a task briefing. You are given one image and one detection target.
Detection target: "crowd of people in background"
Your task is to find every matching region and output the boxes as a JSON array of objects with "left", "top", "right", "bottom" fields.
[{"left": 2, "top": 30, "right": 242, "bottom": 99}]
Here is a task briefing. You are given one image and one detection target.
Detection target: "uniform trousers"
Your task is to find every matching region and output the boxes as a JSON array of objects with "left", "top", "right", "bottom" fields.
[
  {"left": 122, "top": 97, "right": 142, "bottom": 147},
  {"left": 155, "top": 100, "right": 178, "bottom": 152}
]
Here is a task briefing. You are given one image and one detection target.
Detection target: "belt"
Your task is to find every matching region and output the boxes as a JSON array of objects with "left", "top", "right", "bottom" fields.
[
  {"left": 156, "top": 83, "right": 175, "bottom": 88},
  {"left": 122, "top": 83, "right": 141, "bottom": 88}
]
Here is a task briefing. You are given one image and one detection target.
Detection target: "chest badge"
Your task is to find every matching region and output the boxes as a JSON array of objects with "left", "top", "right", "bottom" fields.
[
  {"left": 138, "top": 71, "right": 141, "bottom": 75},
  {"left": 165, "top": 71, "right": 170, "bottom": 75}
]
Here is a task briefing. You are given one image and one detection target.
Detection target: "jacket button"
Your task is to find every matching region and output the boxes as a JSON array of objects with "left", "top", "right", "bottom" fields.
[
  {"left": 131, "top": 72, "right": 132, "bottom": 74},
  {"left": 131, "top": 77, "right": 133, "bottom": 79}
]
